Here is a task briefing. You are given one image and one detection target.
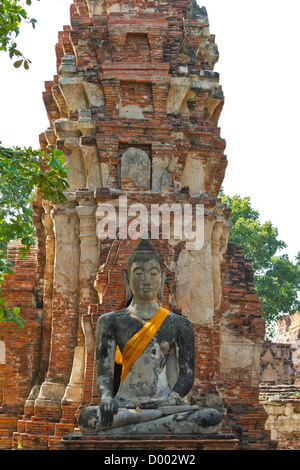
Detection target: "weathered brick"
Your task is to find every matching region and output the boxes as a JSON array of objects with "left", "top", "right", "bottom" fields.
[{"left": 0, "top": 0, "right": 275, "bottom": 451}]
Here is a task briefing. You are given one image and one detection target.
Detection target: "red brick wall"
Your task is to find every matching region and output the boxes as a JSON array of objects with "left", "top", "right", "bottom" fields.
[
  {"left": 218, "top": 244, "right": 274, "bottom": 449},
  {"left": 261, "top": 342, "right": 296, "bottom": 385},
  {"left": 0, "top": 242, "right": 43, "bottom": 449},
  {"left": 0, "top": 0, "right": 275, "bottom": 450}
]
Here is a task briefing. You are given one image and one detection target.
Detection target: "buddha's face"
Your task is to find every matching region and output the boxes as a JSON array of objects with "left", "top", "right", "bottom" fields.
[{"left": 127, "top": 257, "right": 162, "bottom": 302}]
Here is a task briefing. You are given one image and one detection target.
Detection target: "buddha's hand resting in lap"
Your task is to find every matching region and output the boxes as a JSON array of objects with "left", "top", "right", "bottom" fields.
[
  {"left": 99, "top": 397, "right": 118, "bottom": 426},
  {"left": 126, "top": 391, "right": 185, "bottom": 410}
]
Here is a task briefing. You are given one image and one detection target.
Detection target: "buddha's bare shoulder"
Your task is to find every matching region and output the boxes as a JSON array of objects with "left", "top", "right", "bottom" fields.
[
  {"left": 165, "top": 311, "right": 194, "bottom": 332},
  {"left": 97, "top": 309, "right": 192, "bottom": 329},
  {"left": 97, "top": 308, "right": 129, "bottom": 326}
]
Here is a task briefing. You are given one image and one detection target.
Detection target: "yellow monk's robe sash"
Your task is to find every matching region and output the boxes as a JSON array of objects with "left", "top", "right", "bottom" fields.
[{"left": 115, "top": 307, "right": 169, "bottom": 383}]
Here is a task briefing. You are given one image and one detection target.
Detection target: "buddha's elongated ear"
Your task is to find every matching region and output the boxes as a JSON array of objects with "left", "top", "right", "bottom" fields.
[
  {"left": 122, "top": 268, "right": 132, "bottom": 301},
  {"left": 158, "top": 269, "right": 166, "bottom": 301}
]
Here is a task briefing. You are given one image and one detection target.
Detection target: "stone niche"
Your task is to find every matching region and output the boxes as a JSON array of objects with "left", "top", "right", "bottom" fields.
[
  {"left": 119, "top": 81, "right": 154, "bottom": 119},
  {"left": 125, "top": 33, "right": 151, "bottom": 62},
  {"left": 119, "top": 147, "right": 151, "bottom": 190}
]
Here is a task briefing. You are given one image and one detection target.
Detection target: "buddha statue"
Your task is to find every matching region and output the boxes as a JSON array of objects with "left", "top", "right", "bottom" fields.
[{"left": 78, "top": 239, "right": 223, "bottom": 436}]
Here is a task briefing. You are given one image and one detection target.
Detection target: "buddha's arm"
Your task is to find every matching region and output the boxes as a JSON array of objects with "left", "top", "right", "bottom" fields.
[
  {"left": 96, "top": 314, "right": 118, "bottom": 425},
  {"left": 171, "top": 318, "right": 195, "bottom": 398}
]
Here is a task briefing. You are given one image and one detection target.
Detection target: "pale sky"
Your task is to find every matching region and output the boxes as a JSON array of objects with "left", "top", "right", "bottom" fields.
[{"left": 0, "top": 0, "right": 299, "bottom": 262}]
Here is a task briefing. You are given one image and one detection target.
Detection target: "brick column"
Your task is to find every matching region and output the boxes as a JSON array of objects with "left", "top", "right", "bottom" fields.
[
  {"left": 23, "top": 202, "right": 55, "bottom": 418},
  {"left": 34, "top": 201, "right": 80, "bottom": 421},
  {"left": 60, "top": 190, "right": 98, "bottom": 408},
  {"left": 75, "top": 191, "right": 99, "bottom": 322}
]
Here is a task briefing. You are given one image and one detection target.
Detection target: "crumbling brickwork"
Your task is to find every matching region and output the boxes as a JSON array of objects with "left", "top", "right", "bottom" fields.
[
  {"left": 216, "top": 244, "right": 275, "bottom": 449},
  {"left": 261, "top": 389, "right": 300, "bottom": 450},
  {"left": 261, "top": 342, "right": 296, "bottom": 385},
  {"left": 276, "top": 313, "right": 300, "bottom": 386},
  {"left": 0, "top": 242, "right": 43, "bottom": 449},
  {"left": 259, "top": 314, "right": 300, "bottom": 449},
  {"left": 0, "top": 0, "right": 274, "bottom": 450}
]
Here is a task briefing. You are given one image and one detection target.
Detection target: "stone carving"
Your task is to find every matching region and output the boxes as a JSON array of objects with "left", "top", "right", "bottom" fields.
[
  {"left": 86, "top": 0, "right": 106, "bottom": 16},
  {"left": 120, "top": 147, "right": 151, "bottom": 189},
  {"left": 78, "top": 239, "right": 223, "bottom": 436}
]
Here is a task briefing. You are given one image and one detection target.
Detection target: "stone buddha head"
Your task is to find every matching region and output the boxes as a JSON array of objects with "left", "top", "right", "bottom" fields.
[{"left": 122, "top": 239, "right": 166, "bottom": 303}]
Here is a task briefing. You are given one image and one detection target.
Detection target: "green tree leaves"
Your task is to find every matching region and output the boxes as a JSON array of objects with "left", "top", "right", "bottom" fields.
[
  {"left": 0, "top": 1, "right": 71, "bottom": 329},
  {"left": 0, "top": 0, "right": 38, "bottom": 69},
  {"left": 255, "top": 255, "right": 300, "bottom": 325},
  {"left": 221, "top": 193, "right": 286, "bottom": 272},
  {"left": 221, "top": 191, "right": 300, "bottom": 337},
  {"left": 0, "top": 145, "right": 70, "bottom": 327}
]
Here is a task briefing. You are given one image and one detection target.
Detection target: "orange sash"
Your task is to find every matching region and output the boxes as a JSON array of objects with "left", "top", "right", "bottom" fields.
[{"left": 115, "top": 307, "right": 169, "bottom": 383}]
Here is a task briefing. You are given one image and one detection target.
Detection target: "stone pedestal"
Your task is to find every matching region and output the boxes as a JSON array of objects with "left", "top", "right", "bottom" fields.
[{"left": 60, "top": 433, "right": 239, "bottom": 451}]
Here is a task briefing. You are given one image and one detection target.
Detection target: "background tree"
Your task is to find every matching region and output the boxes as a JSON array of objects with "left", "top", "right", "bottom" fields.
[
  {"left": 0, "top": 146, "right": 69, "bottom": 327},
  {"left": 221, "top": 191, "right": 300, "bottom": 338},
  {"left": 0, "top": 0, "right": 69, "bottom": 327},
  {"left": 0, "top": 0, "right": 39, "bottom": 69}
]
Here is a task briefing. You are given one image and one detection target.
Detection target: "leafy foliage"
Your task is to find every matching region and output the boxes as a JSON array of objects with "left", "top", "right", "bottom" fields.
[
  {"left": 0, "top": 0, "right": 38, "bottom": 69},
  {"left": 221, "top": 191, "right": 300, "bottom": 337},
  {"left": 0, "top": 1, "right": 71, "bottom": 329},
  {"left": 0, "top": 145, "right": 69, "bottom": 327}
]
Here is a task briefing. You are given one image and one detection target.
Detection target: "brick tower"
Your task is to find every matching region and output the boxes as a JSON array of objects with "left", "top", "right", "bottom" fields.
[{"left": 0, "top": 0, "right": 275, "bottom": 450}]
